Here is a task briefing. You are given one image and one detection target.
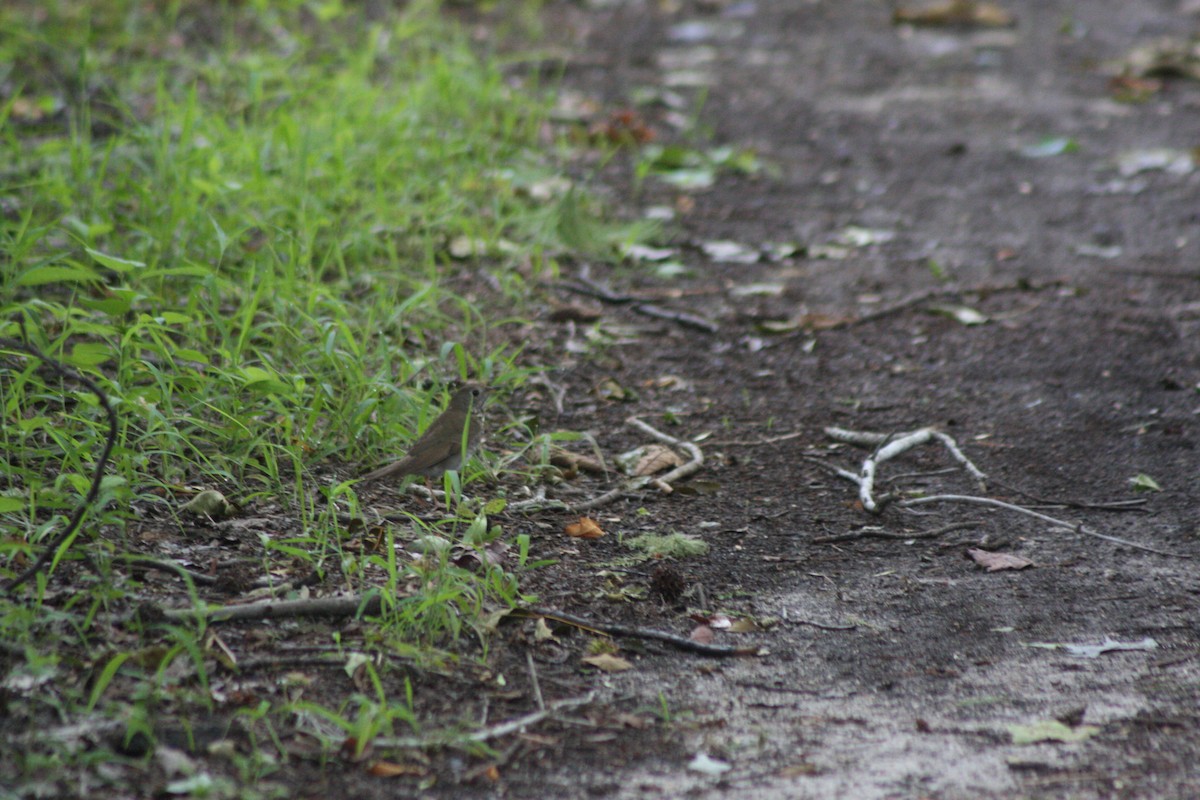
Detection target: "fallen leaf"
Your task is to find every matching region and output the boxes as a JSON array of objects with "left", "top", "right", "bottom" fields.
[
  {"left": 622, "top": 243, "right": 677, "bottom": 262},
  {"left": 1062, "top": 636, "right": 1158, "bottom": 658},
  {"left": 1115, "top": 148, "right": 1195, "bottom": 177},
  {"left": 728, "top": 618, "right": 761, "bottom": 634},
  {"left": 565, "top": 517, "right": 605, "bottom": 539},
  {"left": 582, "top": 653, "right": 634, "bottom": 672},
  {"left": 893, "top": 0, "right": 1015, "bottom": 28},
  {"left": 928, "top": 304, "right": 989, "bottom": 326},
  {"left": 967, "top": 548, "right": 1032, "bottom": 572},
  {"left": 534, "top": 618, "right": 558, "bottom": 643},
  {"left": 702, "top": 240, "right": 760, "bottom": 264},
  {"left": 1129, "top": 473, "right": 1163, "bottom": 492},
  {"left": 687, "top": 752, "right": 732, "bottom": 775},
  {"left": 729, "top": 282, "right": 785, "bottom": 297},
  {"left": 596, "top": 377, "right": 635, "bottom": 402},
  {"left": 1021, "top": 136, "right": 1078, "bottom": 158},
  {"left": 690, "top": 625, "right": 715, "bottom": 644},
  {"left": 837, "top": 226, "right": 896, "bottom": 247},
  {"left": 1008, "top": 719, "right": 1101, "bottom": 745},
  {"left": 632, "top": 444, "right": 683, "bottom": 477},
  {"left": 1022, "top": 636, "right": 1158, "bottom": 658},
  {"left": 757, "top": 313, "right": 852, "bottom": 333},
  {"left": 367, "top": 761, "right": 425, "bottom": 778}
]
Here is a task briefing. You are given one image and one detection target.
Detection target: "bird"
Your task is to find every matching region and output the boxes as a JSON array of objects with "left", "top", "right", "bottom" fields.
[{"left": 357, "top": 383, "right": 487, "bottom": 485}]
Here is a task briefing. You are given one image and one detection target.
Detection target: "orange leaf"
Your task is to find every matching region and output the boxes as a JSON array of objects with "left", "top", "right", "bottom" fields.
[
  {"left": 565, "top": 517, "right": 605, "bottom": 539},
  {"left": 368, "top": 760, "right": 425, "bottom": 778}
]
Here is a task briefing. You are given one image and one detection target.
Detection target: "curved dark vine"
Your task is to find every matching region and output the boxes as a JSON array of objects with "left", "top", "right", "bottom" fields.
[{"left": 1, "top": 336, "right": 119, "bottom": 594}]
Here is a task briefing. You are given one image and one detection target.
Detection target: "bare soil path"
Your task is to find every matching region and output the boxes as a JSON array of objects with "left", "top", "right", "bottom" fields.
[{"left": 473, "top": 2, "right": 1200, "bottom": 798}]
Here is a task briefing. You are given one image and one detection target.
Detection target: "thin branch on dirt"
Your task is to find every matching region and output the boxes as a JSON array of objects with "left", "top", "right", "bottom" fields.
[
  {"left": 898, "top": 495, "right": 1191, "bottom": 558},
  {"left": 152, "top": 592, "right": 385, "bottom": 624},
  {"left": 777, "top": 605, "right": 858, "bottom": 631},
  {"left": 372, "top": 691, "right": 598, "bottom": 749},
  {"left": 825, "top": 426, "right": 988, "bottom": 512},
  {"left": 117, "top": 555, "right": 218, "bottom": 586},
  {"left": 553, "top": 272, "right": 720, "bottom": 333},
  {"left": 812, "top": 521, "right": 980, "bottom": 544},
  {"left": 785, "top": 618, "right": 858, "bottom": 631},
  {"left": 632, "top": 303, "right": 721, "bottom": 333},
  {"left": 2, "top": 337, "right": 119, "bottom": 595},
  {"left": 526, "top": 650, "right": 545, "bottom": 711},
  {"left": 524, "top": 607, "right": 760, "bottom": 657},
  {"left": 818, "top": 426, "right": 1188, "bottom": 558},
  {"left": 988, "top": 478, "right": 1150, "bottom": 512},
  {"left": 802, "top": 454, "right": 863, "bottom": 484},
  {"left": 508, "top": 417, "right": 705, "bottom": 513},
  {"left": 230, "top": 653, "right": 375, "bottom": 672},
  {"left": 827, "top": 278, "right": 1065, "bottom": 330},
  {"left": 711, "top": 431, "right": 806, "bottom": 447}
]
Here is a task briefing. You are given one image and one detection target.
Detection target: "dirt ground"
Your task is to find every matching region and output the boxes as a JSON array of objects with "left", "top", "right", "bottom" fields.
[
  {"left": 470, "top": 1, "right": 1200, "bottom": 798},
  {"left": 16, "top": 1, "right": 1200, "bottom": 798}
]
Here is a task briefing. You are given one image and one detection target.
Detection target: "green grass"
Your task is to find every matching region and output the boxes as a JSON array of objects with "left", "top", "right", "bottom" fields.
[{"left": 0, "top": 0, "right": 613, "bottom": 792}]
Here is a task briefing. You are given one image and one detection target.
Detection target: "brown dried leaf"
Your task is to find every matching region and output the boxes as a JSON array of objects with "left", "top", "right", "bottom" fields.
[
  {"left": 582, "top": 652, "right": 634, "bottom": 672},
  {"left": 728, "top": 618, "right": 761, "bottom": 634},
  {"left": 967, "top": 548, "right": 1033, "bottom": 572},
  {"left": 634, "top": 444, "right": 683, "bottom": 476},
  {"left": 893, "top": 0, "right": 1015, "bottom": 28},
  {"left": 534, "top": 617, "right": 558, "bottom": 643},
  {"left": 368, "top": 761, "right": 425, "bottom": 778},
  {"left": 596, "top": 377, "right": 634, "bottom": 402},
  {"left": 565, "top": 517, "right": 605, "bottom": 539}
]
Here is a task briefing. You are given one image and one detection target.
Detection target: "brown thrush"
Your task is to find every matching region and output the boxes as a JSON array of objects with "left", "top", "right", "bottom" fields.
[{"left": 358, "top": 383, "right": 487, "bottom": 484}]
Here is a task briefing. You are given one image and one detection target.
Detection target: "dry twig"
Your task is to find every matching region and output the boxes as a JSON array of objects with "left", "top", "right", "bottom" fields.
[
  {"left": 818, "top": 426, "right": 1190, "bottom": 559},
  {"left": 372, "top": 692, "right": 598, "bottom": 750},
  {"left": 553, "top": 272, "right": 720, "bottom": 333},
  {"left": 812, "top": 521, "right": 979, "bottom": 544},
  {"left": 525, "top": 607, "right": 758, "bottom": 657}
]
